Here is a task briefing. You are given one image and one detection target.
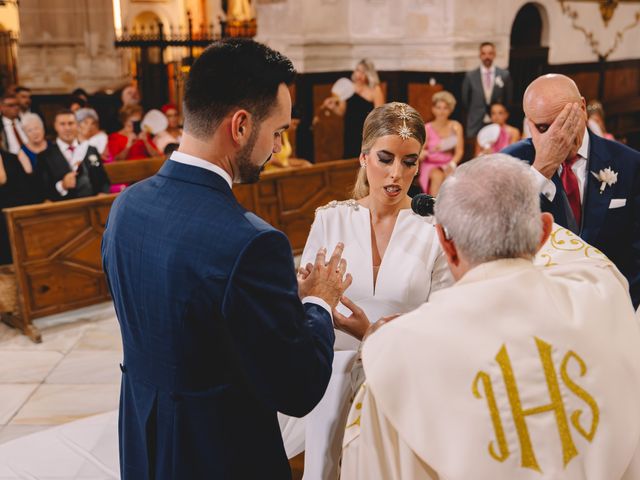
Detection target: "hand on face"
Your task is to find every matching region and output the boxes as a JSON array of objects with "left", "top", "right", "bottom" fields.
[
  {"left": 529, "top": 102, "right": 584, "bottom": 179},
  {"left": 298, "top": 242, "right": 353, "bottom": 309}
]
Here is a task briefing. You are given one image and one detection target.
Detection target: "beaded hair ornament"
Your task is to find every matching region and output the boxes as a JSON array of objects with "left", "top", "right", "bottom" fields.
[{"left": 395, "top": 103, "right": 413, "bottom": 140}]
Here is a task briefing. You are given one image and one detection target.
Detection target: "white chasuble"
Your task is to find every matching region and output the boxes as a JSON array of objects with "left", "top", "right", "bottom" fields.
[{"left": 341, "top": 226, "right": 640, "bottom": 480}]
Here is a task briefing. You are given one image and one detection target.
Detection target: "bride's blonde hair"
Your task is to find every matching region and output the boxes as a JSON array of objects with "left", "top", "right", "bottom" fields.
[{"left": 352, "top": 102, "right": 425, "bottom": 199}]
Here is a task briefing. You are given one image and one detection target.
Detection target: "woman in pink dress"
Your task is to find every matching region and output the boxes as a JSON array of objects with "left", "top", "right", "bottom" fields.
[
  {"left": 418, "top": 91, "right": 464, "bottom": 195},
  {"left": 475, "top": 102, "right": 520, "bottom": 155}
]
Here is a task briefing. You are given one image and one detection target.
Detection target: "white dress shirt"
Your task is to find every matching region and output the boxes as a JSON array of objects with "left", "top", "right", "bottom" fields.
[
  {"left": 2, "top": 116, "right": 28, "bottom": 154},
  {"left": 531, "top": 128, "right": 590, "bottom": 203},
  {"left": 168, "top": 150, "right": 332, "bottom": 316}
]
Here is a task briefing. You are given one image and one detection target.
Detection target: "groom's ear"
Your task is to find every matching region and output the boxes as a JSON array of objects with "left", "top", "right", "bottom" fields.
[{"left": 436, "top": 224, "right": 459, "bottom": 267}]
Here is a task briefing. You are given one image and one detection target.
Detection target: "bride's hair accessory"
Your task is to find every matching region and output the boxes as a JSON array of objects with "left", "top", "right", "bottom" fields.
[{"left": 396, "top": 104, "right": 413, "bottom": 140}]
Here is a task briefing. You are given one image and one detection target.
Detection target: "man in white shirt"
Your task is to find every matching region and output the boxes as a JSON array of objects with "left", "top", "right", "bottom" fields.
[
  {"left": 38, "top": 109, "right": 110, "bottom": 200},
  {"left": 461, "top": 42, "right": 513, "bottom": 138},
  {"left": 503, "top": 74, "right": 640, "bottom": 308},
  {"left": 341, "top": 154, "right": 640, "bottom": 480},
  {"left": 0, "top": 94, "right": 28, "bottom": 154},
  {"left": 102, "top": 39, "right": 351, "bottom": 479}
]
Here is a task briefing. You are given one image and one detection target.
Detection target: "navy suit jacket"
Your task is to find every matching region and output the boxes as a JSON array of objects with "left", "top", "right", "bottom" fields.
[
  {"left": 503, "top": 132, "right": 640, "bottom": 307},
  {"left": 102, "top": 160, "right": 335, "bottom": 479}
]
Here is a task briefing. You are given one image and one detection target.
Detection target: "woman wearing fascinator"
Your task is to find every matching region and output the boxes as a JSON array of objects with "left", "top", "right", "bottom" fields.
[
  {"left": 321, "top": 59, "right": 385, "bottom": 159},
  {"left": 279, "top": 102, "right": 453, "bottom": 479}
]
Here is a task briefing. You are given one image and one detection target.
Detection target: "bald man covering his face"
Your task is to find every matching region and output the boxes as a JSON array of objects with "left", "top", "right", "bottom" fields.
[{"left": 503, "top": 74, "right": 640, "bottom": 308}]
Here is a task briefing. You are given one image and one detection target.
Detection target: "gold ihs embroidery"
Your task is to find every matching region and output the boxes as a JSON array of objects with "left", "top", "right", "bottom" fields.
[
  {"left": 473, "top": 337, "right": 600, "bottom": 473},
  {"left": 561, "top": 351, "right": 600, "bottom": 441},
  {"left": 473, "top": 371, "right": 509, "bottom": 461}
]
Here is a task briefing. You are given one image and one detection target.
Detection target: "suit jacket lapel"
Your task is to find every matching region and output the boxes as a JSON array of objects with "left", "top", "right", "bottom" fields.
[
  {"left": 472, "top": 68, "right": 482, "bottom": 93},
  {"left": 582, "top": 133, "right": 613, "bottom": 243},
  {"left": 49, "top": 144, "right": 72, "bottom": 179}
]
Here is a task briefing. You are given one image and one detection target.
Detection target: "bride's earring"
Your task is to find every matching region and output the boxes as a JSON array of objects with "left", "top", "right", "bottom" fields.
[{"left": 361, "top": 162, "right": 367, "bottom": 168}]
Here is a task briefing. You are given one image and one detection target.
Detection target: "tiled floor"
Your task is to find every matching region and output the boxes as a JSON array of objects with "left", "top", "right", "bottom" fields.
[
  {"left": 0, "top": 303, "right": 122, "bottom": 445},
  {"left": 0, "top": 301, "right": 305, "bottom": 478}
]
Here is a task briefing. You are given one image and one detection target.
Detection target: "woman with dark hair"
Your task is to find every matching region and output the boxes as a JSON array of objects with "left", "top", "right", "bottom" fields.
[
  {"left": 475, "top": 101, "right": 520, "bottom": 155},
  {"left": 106, "top": 104, "right": 161, "bottom": 161},
  {"left": 280, "top": 102, "right": 453, "bottom": 479}
]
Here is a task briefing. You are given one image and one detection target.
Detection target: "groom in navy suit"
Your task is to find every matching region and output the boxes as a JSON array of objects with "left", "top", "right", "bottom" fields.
[
  {"left": 503, "top": 74, "right": 640, "bottom": 307},
  {"left": 102, "top": 39, "right": 352, "bottom": 479}
]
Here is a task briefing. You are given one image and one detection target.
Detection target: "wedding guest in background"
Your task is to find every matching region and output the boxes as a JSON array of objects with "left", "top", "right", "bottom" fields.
[
  {"left": 475, "top": 102, "right": 520, "bottom": 155},
  {"left": 462, "top": 42, "right": 512, "bottom": 138},
  {"left": 18, "top": 113, "right": 49, "bottom": 169},
  {"left": 38, "top": 109, "right": 110, "bottom": 201},
  {"left": 322, "top": 59, "right": 385, "bottom": 159},
  {"left": 15, "top": 86, "right": 35, "bottom": 120},
  {"left": 418, "top": 91, "right": 464, "bottom": 195},
  {"left": 71, "top": 88, "right": 90, "bottom": 105},
  {"left": 587, "top": 100, "right": 614, "bottom": 140},
  {"left": 107, "top": 105, "right": 161, "bottom": 161},
  {"left": 76, "top": 108, "right": 108, "bottom": 157},
  {"left": 0, "top": 94, "right": 28, "bottom": 154},
  {"left": 121, "top": 84, "right": 141, "bottom": 107},
  {"left": 0, "top": 148, "right": 44, "bottom": 263},
  {"left": 153, "top": 104, "right": 183, "bottom": 154}
]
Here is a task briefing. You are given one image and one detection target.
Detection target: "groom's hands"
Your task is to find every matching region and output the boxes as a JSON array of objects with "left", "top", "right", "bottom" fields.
[{"left": 298, "top": 243, "right": 352, "bottom": 309}]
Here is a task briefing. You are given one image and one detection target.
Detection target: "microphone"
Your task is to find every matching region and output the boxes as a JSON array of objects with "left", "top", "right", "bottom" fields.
[{"left": 411, "top": 193, "right": 435, "bottom": 217}]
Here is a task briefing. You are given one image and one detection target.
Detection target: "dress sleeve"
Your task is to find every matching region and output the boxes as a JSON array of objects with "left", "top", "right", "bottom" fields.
[{"left": 300, "top": 209, "right": 327, "bottom": 268}]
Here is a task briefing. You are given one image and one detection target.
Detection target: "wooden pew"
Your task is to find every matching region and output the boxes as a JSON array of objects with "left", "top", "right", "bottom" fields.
[
  {"left": 2, "top": 158, "right": 359, "bottom": 342},
  {"left": 103, "top": 156, "right": 167, "bottom": 184}
]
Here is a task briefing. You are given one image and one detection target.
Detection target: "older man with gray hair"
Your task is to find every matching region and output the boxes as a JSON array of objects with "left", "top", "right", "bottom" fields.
[{"left": 341, "top": 154, "right": 640, "bottom": 480}]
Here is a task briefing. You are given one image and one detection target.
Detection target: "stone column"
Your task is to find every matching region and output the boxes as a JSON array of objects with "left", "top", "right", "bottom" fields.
[{"left": 17, "top": 0, "right": 130, "bottom": 93}]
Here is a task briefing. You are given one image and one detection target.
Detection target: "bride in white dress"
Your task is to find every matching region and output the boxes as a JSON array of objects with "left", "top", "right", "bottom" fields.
[{"left": 280, "top": 102, "right": 453, "bottom": 479}]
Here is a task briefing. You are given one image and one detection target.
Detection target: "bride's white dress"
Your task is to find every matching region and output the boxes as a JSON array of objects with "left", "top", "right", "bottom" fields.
[{"left": 279, "top": 199, "right": 453, "bottom": 479}]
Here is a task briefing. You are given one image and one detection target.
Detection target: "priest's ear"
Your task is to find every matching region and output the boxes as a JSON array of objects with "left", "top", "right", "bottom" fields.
[
  {"left": 536, "top": 212, "right": 554, "bottom": 253},
  {"left": 436, "top": 223, "right": 458, "bottom": 267}
]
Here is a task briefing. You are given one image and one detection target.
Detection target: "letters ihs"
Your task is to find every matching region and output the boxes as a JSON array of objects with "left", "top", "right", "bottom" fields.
[{"left": 473, "top": 337, "right": 599, "bottom": 473}]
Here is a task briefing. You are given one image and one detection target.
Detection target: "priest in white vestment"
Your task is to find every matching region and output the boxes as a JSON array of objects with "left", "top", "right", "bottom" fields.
[{"left": 341, "top": 154, "right": 640, "bottom": 480}]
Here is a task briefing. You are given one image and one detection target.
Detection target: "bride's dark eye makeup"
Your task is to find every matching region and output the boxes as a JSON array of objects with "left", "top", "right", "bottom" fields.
[{"left": 376, "top": 151, "right": 394, "bottom": 163}]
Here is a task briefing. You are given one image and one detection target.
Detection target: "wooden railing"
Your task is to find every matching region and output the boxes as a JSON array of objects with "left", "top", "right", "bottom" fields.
[{"left": 2, "top": 157, "right": 359, "bottom": 342}]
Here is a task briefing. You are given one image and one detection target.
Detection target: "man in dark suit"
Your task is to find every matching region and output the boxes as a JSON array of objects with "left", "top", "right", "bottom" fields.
[
  {"left": 461, "top": 42, "right": 513, "bottom": 138},
  {"left": 102, "top": 39, "right": 352, "bottom": 479},
  {"left": 503, "top": 74, "right": 640, "bottom": 307},
  {"left": 0, "top": 94, "right": 29, "bottom": 154},
  {"left": 38, "top": 109, "right": 110, "bottom": 200}
]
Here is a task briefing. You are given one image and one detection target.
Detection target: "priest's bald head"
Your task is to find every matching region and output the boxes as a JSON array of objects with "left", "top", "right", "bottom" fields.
[
  {"left": 524, "top": 74, "right": 587, "bottom": 159},
  {"left": 434, "top": 154, "right": 553, "bottom": 281}
]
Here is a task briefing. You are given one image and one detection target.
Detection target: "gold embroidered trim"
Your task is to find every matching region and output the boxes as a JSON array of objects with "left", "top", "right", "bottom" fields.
[{"left": 315, "top": 199, "right": 360, "bottom": 213}]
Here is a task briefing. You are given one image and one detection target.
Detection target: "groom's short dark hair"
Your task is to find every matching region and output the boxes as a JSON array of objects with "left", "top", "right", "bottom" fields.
[{"left": 184, "top": 38, "right": 296, "bottom": 139}]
